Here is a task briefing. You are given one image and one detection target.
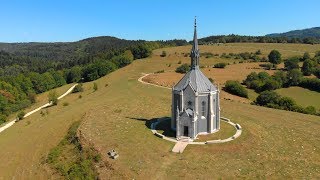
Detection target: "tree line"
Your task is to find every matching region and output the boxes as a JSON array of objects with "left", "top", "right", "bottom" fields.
[
  {"left": 0, "top": 37, "right": 188, "bottom": 124},
  {"left": 198, "top": 34, "right": 320, "bottom": 45}
]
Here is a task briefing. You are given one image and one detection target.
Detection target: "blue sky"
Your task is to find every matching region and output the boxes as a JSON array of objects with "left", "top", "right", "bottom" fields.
[{"left": 1, "top": 0, "right": 319, "bottom": 42}]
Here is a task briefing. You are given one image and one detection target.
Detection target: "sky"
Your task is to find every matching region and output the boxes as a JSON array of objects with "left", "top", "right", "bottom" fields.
[{"left": 1, "top": 0, "right": 319, "bottom": 42}]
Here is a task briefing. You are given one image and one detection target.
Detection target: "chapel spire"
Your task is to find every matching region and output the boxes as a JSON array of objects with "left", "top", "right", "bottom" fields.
[{"left": 191, "top": 16, "right": 200, "bottom": 69}]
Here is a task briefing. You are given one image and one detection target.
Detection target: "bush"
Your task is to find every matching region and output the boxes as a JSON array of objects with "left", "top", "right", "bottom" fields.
[
  {"left": 299, "top": 78, "right": 320, "bottom": 92},
  {"left": 255, "top": 49, "right": 262, "bottom": 55},
  {"left": 63, "top": 102, "right": 69, "bottom": 106},
  {"left": 93, "top": 83, "right": 98, "bottom": 91},
  {"left": 0, "top": 114, "right": 7, "bottom": 124},
  {"left": 224, "top": 80, "right": 248, "bottom": 98},
  {"left": 48, "top": 90, "right": 58, "bottom": 105},
  {"left": 17, "top": 111, "right": 25, "bottom": 121},
  {"left": 302, "top": 59, "right": 316, "bottom": 76},
  {"left": 287, "top": 69, "right": 303, "bottom": 86},
  {"left": 178, "top": 60, "right": 182, "bottom": 64},
  {"left": 278, "top": 96, "right": 296, "bottom": 110},
  {"left": 304, "top": 106, "right": 317, "bottom": 115},
  {"left": 284, "top": 57, "right": 300, "bottom": 71},
  {"left": 72, "top": 84, "right": 83, "bottom": 93},
  {"left": 175, "top": 64, "right": 190, "bottom": 74},
  {"left": 255, "top": 91, "right": 281, "bottom": 106},
  {"left": 302, "top": 52, "right": 311, "bottom": 61},
  {"left": 28, "top": 92, "right": 37, "bottom": 104},
  {"left": 314, "top": 68, "right": 320, "bottom": 78},
  {"left": 261, "top": 78, "right": 281, "bottom": 91},
  {"left": 160, "top": 51, "right": 167, "bottom": 57},
  {"left": 214, "top": 62, "right": 227, "bottom": 68},
  {"left": 268, "top": 50, "right": 282, "bottom": 65},
  {"left": 155, "top": 70, "right": 164, "bottom": 74}
]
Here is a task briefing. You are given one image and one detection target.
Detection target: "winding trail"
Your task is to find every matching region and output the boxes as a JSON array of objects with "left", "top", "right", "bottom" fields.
[
  {"left": 138, "top": 73, "right": 171, "bottom": 90},
  {"left": 0, "top": 84, "right": 78, "bottom": 134}
]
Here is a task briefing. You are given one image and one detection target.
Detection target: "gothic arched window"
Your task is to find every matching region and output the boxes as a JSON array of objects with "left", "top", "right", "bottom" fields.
[{"left": 201, "top": 101, "right": 206, "bottom": 116}]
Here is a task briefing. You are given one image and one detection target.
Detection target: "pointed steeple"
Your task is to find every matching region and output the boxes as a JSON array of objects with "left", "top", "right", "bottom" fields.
[{"left": 191, "top": 16, "right": 200, "bottom": 69}]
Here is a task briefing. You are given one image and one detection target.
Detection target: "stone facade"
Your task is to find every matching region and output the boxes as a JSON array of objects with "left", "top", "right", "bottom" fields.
[{"left": 171, "top": 18, "right": 220, "bottom": 140}]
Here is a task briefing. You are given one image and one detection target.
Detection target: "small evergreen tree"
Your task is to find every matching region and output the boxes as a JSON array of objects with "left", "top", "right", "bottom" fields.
[{"left": 268, "top": 50, "right": 282, "bottom": 65}]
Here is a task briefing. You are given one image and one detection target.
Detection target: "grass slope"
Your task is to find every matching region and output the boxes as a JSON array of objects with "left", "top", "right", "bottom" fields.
[
  {"left": 0, "top": 43, "right": 319, "bottom": 179},
  {"left": 276, "top": 87, "right": 320, "bottom": 109}
]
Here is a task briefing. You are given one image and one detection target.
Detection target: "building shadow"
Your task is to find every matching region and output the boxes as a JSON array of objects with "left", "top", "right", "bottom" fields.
[{"left": 127, "top": 116, "right": 176, "bottom": 138}]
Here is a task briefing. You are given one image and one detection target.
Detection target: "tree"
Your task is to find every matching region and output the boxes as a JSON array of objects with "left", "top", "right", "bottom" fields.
[
  {"left": 272, "top": 71, "right": 287, "bottom": 87},
  {"left": 301, "top": 59, "right": 315, "bottom": 76},
  {"left": 268, "top": 50, "right": 282, "bottom": 65},
  {"left": 17, "top": 111, "right": 25, "bottom": 121},
  {"left": 314, "top": 68, "right": 320, "bottom": 79},
  {"left": 224, "top": 80, "right": 248, "bottom": 98},
  {"left": 66, "top": 66, "right": 82, "bottom": 83},
  {"left": 284, "top": 57, "right": 300, "bottom": 71},
  {"left": 302, "top": 52, "right": 311, "bottom": 61},
  {"left": 175, "top": 64, "right": 190, "bottom": 74},
  {"left": 256, "top": 91, "right": 281, "bottom": 106},
  {"left": 287, "top": 69, "right": 303, "bottom": 86},
  {"left": 261, "top": 78, "right": 281, "bottom": 91},
  {"left": 278, "top": 97, "right": 296, "bottom": 110},
  {"left": 48, "top": 90, "right": 58, "bottom": 105}
]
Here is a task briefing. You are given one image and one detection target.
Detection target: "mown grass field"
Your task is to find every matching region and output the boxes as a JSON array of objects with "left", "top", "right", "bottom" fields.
[
  {"left": 0, "top": 43, "right": 319, "bottom": 179},
  {"left": 276, "top": 87, "right": 320, "bottom": 109}
]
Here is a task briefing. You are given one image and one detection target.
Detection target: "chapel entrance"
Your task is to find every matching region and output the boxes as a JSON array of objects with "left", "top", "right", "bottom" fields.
[{"left": 183, "top": 126, "right": 189, "bottom": 136}]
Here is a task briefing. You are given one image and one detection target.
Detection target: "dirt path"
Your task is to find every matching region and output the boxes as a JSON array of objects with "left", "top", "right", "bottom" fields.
[
  {"left": 0, "top": 83, "right": 78, "bottom": 134},
  {"left": 138, "top": 73, "right": 171, "bottom": 90}
]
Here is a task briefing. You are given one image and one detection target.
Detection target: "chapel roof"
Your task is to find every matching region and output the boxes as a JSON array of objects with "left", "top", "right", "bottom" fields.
[{"left": 173, "top": 17, "right": 217, "bottom": 93}]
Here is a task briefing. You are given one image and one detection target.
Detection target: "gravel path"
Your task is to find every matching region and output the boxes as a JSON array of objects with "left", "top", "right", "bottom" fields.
[{"left": 0, "top": 84, "right": 78, "bottom": 134}]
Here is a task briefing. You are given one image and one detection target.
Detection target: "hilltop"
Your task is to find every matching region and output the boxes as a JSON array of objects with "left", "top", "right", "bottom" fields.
[
  {"left": 266, "top": 27, "right": 320, "bottom": 39},
  {"left": 0, "top": 43, "right": 319, "bottom": 179}
]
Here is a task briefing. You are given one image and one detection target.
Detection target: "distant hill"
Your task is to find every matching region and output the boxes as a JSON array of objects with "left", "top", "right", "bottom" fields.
[{"left": 266, "top": 27, "right": 320, "bottom": 39}]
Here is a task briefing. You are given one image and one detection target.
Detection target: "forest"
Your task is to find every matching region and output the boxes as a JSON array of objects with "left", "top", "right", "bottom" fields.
[{"left": 0, "top": 37, "right": 188, "bottom": 124}]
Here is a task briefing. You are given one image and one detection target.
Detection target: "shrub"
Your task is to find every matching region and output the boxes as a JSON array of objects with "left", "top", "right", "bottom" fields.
[
  {"left": 214, "top": 62, "right": 227, "bottom": 68},
  {"left": 178, "top": 60, "right": 182, "bottom": 64},
  {"left": 261, "top": 78, "right": 281, "bottom": 91},
  {"left": 299, "top": 78, "right": 320, "bottom": 92},
  {"left": 17, "top": 111, "right": 25, "bottom": 121},
  {"left": 48, "top": 90, "right": 58, "bottom": 105},
  {"left": 175, "top": 64, "right": 190, "bottom": 74},
  {"left": 28, "top": 92, "right": 37, "bottom": 103},
  {"left": 63, "top": 102, "right": 69, "bottom": 106},
  {"left": 287, "top": 69, "right": 303, "bottom": 86},
  {"left": 278, "top": 96, "right": 296, "bottom": 110},
  {"left": 155, "top": 70, "right": 164, "bottom": 74},
  {"left": 268, "top": 50, "right": 282, "bottom": 65},
  {"left": 208, "top": 78, "right": 214, "bottom": 83},
  {"left": 284, "top": 57, "right": 300, "bottom": 71},
  {"left": 314, "top": 68, "right": 320, "bottom": 78},
  {"left": 78, "top": 95, "right": 82, "bottom": 99},
  {"left": 160, "top": 51, "right": 167, "bottom": 57},
  {"left": 224, "top": 80, "right": 248, "bottom": 98},
  {"left": 302, "top": 59, "right": 316, "bottom": 76},
  {"left": 72, "top": 84, "right": 84, "bottom": 93},
  {"left": 301, "top": 52, "right": 311, "bottom": 61},
  {"left": 0, "top": 114, "right": 7, "bottom": 124},
  {"left": 255, "top": 49, "right": 262, "bottom": 55},
  {"left": 255, "top": 91, "right": 281, "bottom": 106},
  {"left": 93, "top": 83, "right": 98, "bottom": 91},
  {"left": 304, "top": 106, "right": 317, "bottom": 115}
]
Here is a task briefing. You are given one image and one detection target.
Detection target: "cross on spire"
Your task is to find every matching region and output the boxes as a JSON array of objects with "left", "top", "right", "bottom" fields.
[{"left": 191, "top": 16, "right": 200, "bottom": 69}]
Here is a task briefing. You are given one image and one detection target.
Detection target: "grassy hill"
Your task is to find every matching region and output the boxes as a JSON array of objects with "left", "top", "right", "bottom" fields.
[
  {"left": 276, "top": 87, "right": 320, "bottom": 109},
  {"left": 0, "top": 43, "right": 319, "bottom": 179}
]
